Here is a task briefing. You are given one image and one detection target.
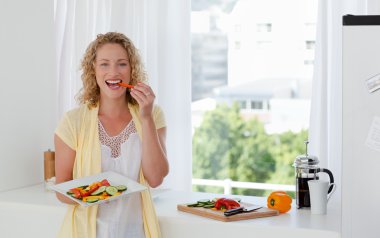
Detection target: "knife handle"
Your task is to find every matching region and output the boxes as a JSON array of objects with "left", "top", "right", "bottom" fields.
[{"left": 224, "top": 207, "right": 243, "bottom": 216}]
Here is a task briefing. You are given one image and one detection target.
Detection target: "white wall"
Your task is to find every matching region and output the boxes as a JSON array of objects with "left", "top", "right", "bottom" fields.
[{"left": 0, "top": 0, "right": 55, "bottom": 192}]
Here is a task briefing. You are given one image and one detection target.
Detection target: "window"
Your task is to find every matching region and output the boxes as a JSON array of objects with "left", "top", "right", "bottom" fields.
[
  {"left": 250, "top": 100, "right": 263, "bottom": 110},
  {"left": 191, "top": 0, "right": 317, "bottom": 197},
  {"left": 305, "top": 40, "right": 315, "bottom": 50},
  {"left": 239, "top": 100, "right": 247, "bottom": 109},
  {"left": 257, "top": 23, "right": 272, "bottom": 32}
]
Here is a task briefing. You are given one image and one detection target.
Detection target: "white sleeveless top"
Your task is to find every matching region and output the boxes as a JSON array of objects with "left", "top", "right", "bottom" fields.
[{"left": 96, "top": 120, "right": 145, "bottom": 238}]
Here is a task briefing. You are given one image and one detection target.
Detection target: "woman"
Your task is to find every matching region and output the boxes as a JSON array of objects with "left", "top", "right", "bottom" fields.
[{"left": 55, "top": 32, "right": 168, "bottom": 238}]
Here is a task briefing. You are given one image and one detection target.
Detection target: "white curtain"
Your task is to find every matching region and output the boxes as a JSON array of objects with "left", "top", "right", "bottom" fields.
[{"left": 54, "top": 0, "right": 192, "bottom": 191}]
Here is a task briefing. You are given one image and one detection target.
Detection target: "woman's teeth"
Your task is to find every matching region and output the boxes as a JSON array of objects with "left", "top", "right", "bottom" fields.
[{"left": 105, "top": 80, "right": 121, "bottom": 87}]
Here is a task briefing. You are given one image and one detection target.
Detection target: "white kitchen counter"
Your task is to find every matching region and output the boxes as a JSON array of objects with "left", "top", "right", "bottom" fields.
[{"left": 0, "top": 184, "right": 341, "bottom": 238}]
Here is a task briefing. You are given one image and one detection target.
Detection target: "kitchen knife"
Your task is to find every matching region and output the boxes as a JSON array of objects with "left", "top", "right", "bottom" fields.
[{"left": 224, "top": 205, "right": 262, "bottom": 216}]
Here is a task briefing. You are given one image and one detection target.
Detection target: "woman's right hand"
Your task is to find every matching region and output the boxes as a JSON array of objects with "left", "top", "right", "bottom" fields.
[{"left": 54, "top": 134, "right": 78, "bottom": 205}]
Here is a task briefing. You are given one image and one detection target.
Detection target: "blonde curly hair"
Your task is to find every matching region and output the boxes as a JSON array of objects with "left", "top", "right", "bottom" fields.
[{"left": 77, "top": 32, "right": 147, "bottom": 108}]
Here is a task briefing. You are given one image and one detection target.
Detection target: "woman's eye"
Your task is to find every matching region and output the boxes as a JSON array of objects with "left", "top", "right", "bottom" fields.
[
  {"left": 119, "top": 63, "right": 127, "bottom": 67},
  {"left": 97, "top": 62, "right": 108, "bottom": 67}
]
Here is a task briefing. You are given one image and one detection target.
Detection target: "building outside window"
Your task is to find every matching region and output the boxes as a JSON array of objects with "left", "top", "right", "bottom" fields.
[{"left": 191, "top": 0, "right": 317, "bottom": 197}]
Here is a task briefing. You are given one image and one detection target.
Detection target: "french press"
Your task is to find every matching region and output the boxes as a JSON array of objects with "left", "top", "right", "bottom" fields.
[{"left": 293, "top": 141, "right": 335, "bottom": 209}]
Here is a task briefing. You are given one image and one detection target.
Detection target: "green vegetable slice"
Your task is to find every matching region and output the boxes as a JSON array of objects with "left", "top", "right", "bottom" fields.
[
  {"left": 91, "top": 186, "right": 106, "bottom": 196},
  {"left": 197, "top": 199, "right": 210, "bottom": 204},
  {"left": 105, "top": 186, "right": 118, "bottom": 196},
  {"left": 78, "top": 185, "right": 89, "bottom": 190},
  {"left": 203, "top": 204, "right": 215, "bottom": 208},
  {"left": 116, "top": 185, "right": 127, "bottom": 192},
  {"left": 86, "top": 198, "right": 100, "bottom": 203}
]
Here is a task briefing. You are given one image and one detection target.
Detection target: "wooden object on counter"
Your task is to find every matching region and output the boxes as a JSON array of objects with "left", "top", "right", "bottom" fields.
[
  {"left": 44, "top": 150, "right": 55, "bottom": 180},
  {"left": 177, "top": 202, "right": 279, "bottom": 222}
]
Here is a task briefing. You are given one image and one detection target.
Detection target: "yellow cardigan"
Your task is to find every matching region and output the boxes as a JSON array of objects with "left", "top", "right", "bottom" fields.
[{"left": 55, "top": 103, "right": 164, "bottom": 238}]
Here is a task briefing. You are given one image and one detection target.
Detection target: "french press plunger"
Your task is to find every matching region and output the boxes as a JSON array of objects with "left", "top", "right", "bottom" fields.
[{"left": 293, "top": 141, "right": 335, "bottom": 209}]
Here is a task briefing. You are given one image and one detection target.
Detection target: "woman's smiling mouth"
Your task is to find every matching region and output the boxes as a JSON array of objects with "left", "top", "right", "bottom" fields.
[{"left": 105, "top": 79, "right": 122, "bottom": 89}]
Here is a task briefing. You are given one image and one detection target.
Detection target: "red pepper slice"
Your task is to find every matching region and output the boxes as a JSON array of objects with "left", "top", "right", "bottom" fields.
[
  {"left": 214, "top": 198, "right": 226, "bottom": 210},
  {"left": 224, "top": 198, "right": 240, "bottom": 208},
  {"left": 214, "top": 198, "right": 240, "bottom": 210},
  {"left": 224, "top": 199, "right": 240, "bottom": 210},
  {"left": 70, "top": 188, "right": 82, "bottom": 199},
  {"left": 81, "top": 184, "right": 100, "bottom": 197},
  {"left": 100, "top": 179, "right": 110, "bottom": 186}
]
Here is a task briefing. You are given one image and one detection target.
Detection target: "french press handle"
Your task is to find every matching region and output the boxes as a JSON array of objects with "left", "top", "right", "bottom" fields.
[{"left": 316, "top": 168, "right": 335, "bottom": 194}]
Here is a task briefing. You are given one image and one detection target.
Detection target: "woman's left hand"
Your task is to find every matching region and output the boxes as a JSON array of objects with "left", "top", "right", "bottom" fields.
[
  {"left": 130, "top": 82, "right": 155, "bottom": 119},
  {"left": 131, "top": 82, "right": 169, "bottom": 187}
]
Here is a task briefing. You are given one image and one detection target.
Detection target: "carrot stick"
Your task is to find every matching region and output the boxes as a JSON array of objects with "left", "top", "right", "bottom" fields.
[{"left": 118, "top": 82, "right": 134, "bottom": 88}]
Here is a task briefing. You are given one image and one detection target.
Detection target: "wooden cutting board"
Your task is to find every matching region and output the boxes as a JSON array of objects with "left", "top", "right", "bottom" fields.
[{"left": 177, "top": 202, "right": 279, "bottom": 222}]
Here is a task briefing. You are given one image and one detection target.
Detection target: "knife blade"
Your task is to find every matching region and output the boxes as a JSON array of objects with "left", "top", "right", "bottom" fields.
[{"left": 224, "top": 205, "right": 262, "bottom": 216}]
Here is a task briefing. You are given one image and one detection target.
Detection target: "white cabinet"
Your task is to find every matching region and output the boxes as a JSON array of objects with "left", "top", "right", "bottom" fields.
[
  {"left": 342, "top": 15, "right": 380, "bottom": 238},
  {"left": 0, "top": 185, "right": 340, "bottom": 238}
]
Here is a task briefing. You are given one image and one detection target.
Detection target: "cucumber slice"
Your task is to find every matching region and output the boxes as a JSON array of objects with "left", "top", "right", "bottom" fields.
[
  {"left": 197, "top": 199, "right": 210, "bottom": 204},
  {"left": 86, "top": 198, "right": 100, "bottom": 203},
  {"left": 116, "top": 185, "right": 127, "bottom": 192},
  {"left": 78, "top": 185, "right": 89, "bottom": 191},
  {"left": 91, "top": 186, "right": 106, "bottom": 196},
  {"left": 68, "top": 193, "right": 77, "bottom": 198},
  {"left": 203, "top": 204, "right": 215, "bottom": 208},
  {"left": 105, "top": 186, "right": 118, "bottom": 196}
]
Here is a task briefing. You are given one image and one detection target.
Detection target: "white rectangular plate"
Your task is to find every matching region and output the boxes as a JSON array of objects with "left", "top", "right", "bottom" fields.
[{"left": 50, "top": 171, "right": 147, "bottom": 207}]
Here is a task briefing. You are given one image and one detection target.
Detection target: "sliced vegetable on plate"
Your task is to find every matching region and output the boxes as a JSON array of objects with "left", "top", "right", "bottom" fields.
[{"left": 66, "top": 179, "right": 128, "bottom": 204}]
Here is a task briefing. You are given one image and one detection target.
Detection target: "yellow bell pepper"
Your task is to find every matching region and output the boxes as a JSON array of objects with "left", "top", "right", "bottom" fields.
[
  {"left": 82, "top": 195, "right": 106, "bottom": 202},
  {"left": 267, "top": 191, "right": 292, "bottom": 213}
]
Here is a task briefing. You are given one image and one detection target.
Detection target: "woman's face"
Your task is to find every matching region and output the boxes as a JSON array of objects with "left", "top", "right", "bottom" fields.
[{"left": 95, "top": 43, "right": 131, "bottom": 101}]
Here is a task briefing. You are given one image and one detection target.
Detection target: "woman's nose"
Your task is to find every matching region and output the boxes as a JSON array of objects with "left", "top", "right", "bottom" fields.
[{"left": 108, "top": 64, "right": 119, "bottom": 75}]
